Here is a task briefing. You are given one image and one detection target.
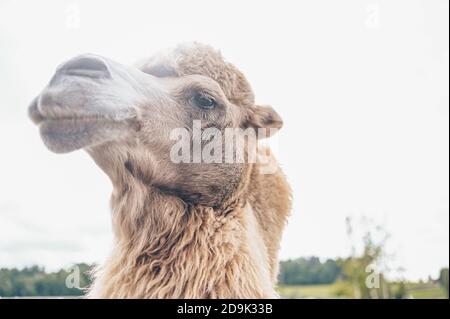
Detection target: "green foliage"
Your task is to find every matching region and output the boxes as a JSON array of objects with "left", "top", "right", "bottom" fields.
[
  {"left": 277, "top": 281, "right": 448, "bottom": 299},
  {"left": 390, "top": 281, "right": 407, "bottom": 299},
  {"left": 406, "top": 282, "right": 448, "bottom": 299},
  {"left": 439, "top": 268, "right": 449, "bottom": 297},
  {"left": 279, "top": 257, "right": 341, "bottom": 285},
  {"left": 337, "top": 217, "right": 393, "bottom": 299},
  {"left": 331, "top": 280, "right": 355, "bottom": 298},
  {"left": 277, "top": 283, "right": 341, "bottom": 299},
  {"left": 0, "top": 263, "right": 92, "bottom": 297}
]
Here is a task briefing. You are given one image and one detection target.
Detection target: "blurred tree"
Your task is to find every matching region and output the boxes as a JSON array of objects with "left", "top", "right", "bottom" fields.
[
  {"left": 439, "top": 268, "right": 449, "bottom": 298},
  {"left": 339, "top": 216, "right": 393, "bottom": 299},
  {"left": 391, "top": 281, "right": 407, "bottom": 299}
]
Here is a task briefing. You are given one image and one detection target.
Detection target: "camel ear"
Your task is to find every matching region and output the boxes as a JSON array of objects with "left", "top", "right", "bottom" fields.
[{"left": 244, "top": 105, "right": 283, "bottom": 139}]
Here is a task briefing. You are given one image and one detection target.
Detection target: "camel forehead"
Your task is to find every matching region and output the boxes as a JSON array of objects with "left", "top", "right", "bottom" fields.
[{"left": 138, "top": 43, "right": 255, "bottom": 108}]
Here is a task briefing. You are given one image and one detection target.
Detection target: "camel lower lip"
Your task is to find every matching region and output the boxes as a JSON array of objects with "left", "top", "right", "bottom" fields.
[
  {"left": 38, "top": 118, "right": 129, "bottom": 154},
  {"left": 39, "top": 118, "right": 118, "bottom": 139},
  {"left": 38, "top": 117, "right": 112, "bottom": 134},
  {"left": 39, "top": 117, "right": 108, "bottom": 125}
]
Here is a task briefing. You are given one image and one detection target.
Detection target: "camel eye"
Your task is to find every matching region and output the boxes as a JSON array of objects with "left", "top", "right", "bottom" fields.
[{"left": 193, "top": 93, "right": 216, "bottom": 109}]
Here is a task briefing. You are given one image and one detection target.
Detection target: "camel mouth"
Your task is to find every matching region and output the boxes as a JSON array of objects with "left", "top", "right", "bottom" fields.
[
  {"left": 28, "top": 94, "right": 133, "bottom": 126},
  {"left": 38, "top": 117, "right": 136, "bottom": 153},
  {"left": 29, "top": 95, "right": 138, "bottom": 153}
]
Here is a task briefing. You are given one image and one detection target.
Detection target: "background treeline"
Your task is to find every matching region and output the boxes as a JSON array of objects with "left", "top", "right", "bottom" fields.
[
  {"left": 0, "top": 264, "right": 91, "bottom": 297},
  {"left": 0, "top": 260, "right": 448, "bottom": 298},
  {"left": 279, "top": 257, "right": 341, "bottom": 285},
  {"left": 1, "top": 258, "right": 343, "bottom": 296}
]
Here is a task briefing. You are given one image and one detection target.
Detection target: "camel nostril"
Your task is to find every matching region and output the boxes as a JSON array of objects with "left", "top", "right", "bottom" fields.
[{"left": 60, "top": 54, "right": 111, "bottom": 78}]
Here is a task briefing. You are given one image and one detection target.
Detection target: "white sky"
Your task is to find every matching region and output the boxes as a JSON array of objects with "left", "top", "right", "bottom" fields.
[{"left": 0, "top": 0, "right": 448, "bottom": 281}]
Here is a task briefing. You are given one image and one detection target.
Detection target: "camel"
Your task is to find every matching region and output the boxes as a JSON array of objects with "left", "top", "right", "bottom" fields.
[{"left": 28, "top": 43, "right": 291, "bottom": 298}]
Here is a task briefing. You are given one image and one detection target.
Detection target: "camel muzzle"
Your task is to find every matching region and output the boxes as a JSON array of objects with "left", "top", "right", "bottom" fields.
[{"left": 28, "top": 54, "right": 149, "bottom": 154}]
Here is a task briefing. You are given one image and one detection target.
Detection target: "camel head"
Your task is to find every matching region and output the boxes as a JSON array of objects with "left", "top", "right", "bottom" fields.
[{"left": 28, "top": 43, "right": 283, "bottom": 207}]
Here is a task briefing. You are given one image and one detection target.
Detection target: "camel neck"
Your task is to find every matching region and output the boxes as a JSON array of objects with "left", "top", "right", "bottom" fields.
[{"left": 89, "top": 183, "right": 274, "bottom": 298}]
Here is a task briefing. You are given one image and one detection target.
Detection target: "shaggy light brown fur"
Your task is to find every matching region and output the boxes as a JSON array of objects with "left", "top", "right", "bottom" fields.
[
  {"left": 29, "top": 43, "right": 292, "bottom": 298},
  {"left": 89, "top": 152, "right": 291, "bottom": 298}
]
